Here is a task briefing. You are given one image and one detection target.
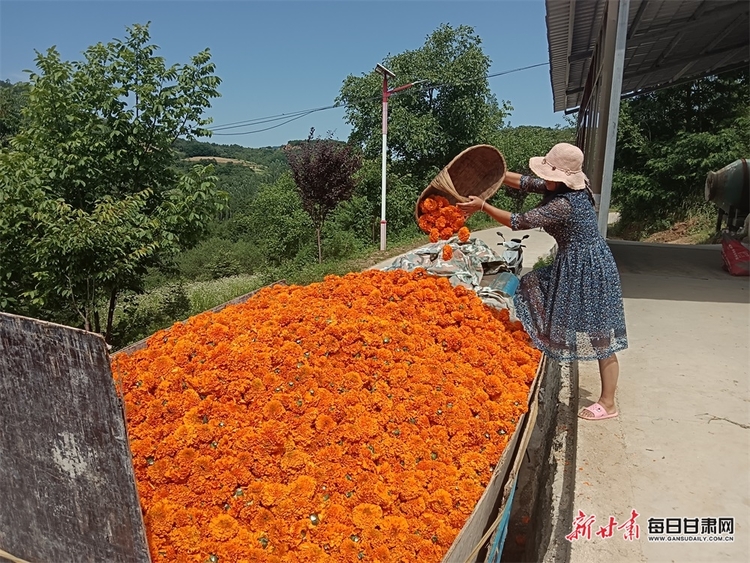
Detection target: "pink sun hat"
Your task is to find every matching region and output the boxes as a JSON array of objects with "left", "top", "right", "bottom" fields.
[{"left": 528, "top": 143, "right": 589, "bottom": 190}]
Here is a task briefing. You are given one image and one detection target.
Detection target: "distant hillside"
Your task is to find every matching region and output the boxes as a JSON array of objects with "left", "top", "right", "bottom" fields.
[
  {"left": 184, "top": 156, "right": 265, "bottom": 172},
  {"left": 173, "top": 138, "right": 290, "bottom": 171}
]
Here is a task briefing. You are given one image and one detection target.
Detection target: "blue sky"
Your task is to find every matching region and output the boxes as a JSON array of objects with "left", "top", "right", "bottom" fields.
[{"left": 1, "top": 0, "right": 566, "bottom": 148}]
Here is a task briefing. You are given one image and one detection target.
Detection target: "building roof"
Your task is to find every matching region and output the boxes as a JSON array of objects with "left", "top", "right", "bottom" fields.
[{"left": 547, "top": 0, "right": 750, "bottom": 112}]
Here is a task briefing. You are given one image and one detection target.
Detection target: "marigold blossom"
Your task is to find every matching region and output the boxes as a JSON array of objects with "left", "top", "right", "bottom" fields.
[
  {"left": 418, "top": 197, "right": 469, "bottom": 241},
  {"left": 442, "top": 245, "right": 453, "bottom": 261},
  {"left": 112, "top": 269, "right": 540, "bottom": 563}
]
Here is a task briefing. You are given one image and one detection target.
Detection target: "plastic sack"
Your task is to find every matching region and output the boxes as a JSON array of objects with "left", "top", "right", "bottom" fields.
[
  {"left": 380, "top": 237, "right": 518, "bottom": 316},
  {"left": 721, "top": 234, "right": 750, "bottom": 276}
]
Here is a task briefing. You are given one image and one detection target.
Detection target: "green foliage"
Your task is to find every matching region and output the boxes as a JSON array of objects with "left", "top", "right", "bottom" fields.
[
  {"left": 492, "top": 125, "right": 576, "bottom": 175},
  {"left": 174, "top": 138, "right": 291, "bottom": 165},
  {"left": 233, "top": 173, "right": 315, "bottom": 265},
  {"left": 612, "top": 69, "right": 749, "bottom": 230},
  {"left": 0, "top": 23, "right": 225, "bottom": 339},
  {"left": 533, "top": 253, "right": 555, "bottom": 271},
  {"left": 321, "top": 195, "right": 372, "bottom": 258},
  {"left": 327, "top": 194, "right": 378, "bottom": 245},
  {"left": 0, "top": 80, "right": 30, "bottom": 145},
  {"left": 175, "top": 237, "right": 263, "bottom": 280},
  {"left": 338, "top": 24, "right": 511, "bottom": 183},
  {"left": 110, "top": 283, "right": 192, "bottom": 347}
]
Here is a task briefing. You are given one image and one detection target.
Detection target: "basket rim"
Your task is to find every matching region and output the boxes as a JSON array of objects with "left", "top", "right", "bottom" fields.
[{"left": 415, "top": 145, "right": 507, "bottom": 221}]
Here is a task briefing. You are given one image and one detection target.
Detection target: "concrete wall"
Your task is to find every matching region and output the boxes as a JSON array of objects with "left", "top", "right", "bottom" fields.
[{"left": 502, "top": 360, "right": 579, "bottom": 563}]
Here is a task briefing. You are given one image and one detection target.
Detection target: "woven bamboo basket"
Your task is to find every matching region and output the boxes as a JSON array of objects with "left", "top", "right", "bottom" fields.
[{"left": 415, "top": 144, "right": 507, "bottom": 221}]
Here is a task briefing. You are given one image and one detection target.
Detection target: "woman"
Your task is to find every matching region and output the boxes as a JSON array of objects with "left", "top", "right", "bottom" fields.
[{"left": 457, "top": 143, "right": 627, "bottom": 421}]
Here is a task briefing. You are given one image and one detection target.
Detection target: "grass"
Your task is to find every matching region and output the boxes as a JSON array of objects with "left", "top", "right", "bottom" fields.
[
  {"left": 533, "top": 253, "right": 555, "bottom": 270},
  {"left": 186, "top": 275, "right": 263, "bottom": 315},
  {"left": 608, "top": 204, "right": 719, "bottom": 244}
]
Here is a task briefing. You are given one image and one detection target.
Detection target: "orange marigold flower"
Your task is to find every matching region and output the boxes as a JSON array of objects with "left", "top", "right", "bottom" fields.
[
  {"left": 428, "top": 489, "right": 453, "bottom": 514},
  {"left": 111, "top": 269, "right": 541, "bottom": 563},
  {"left": 352, "top": 503, "right": 384, "bottom": 528},
  {"left": 145, "top": 500, "right": 174, "bottom": 538},
  {"left": 209, "top": 514, "right": 240, "bottom": 541},
  {"left": 442, "top": 245, "right": 453, "bottom": 261},
  {"left": 429, "top": 229, "right": 440, "bottom": 243},
  {"left": 458, "top": 227, "right": 470, "bottom": 243},
  {"left": 314, "top": 413, "right": 336, "bottom": 433},
  {"left": 421, "top": 197, "right": 438, "bottom": 213},
  {"left": 289, "top": 475, "right": 317, "bottom": 500},
  {"left": 418, "top": 215, "right": 433, "bottom": 233},
  {"left": 263, "top": 399, "right": 286, "bottom": 420}
]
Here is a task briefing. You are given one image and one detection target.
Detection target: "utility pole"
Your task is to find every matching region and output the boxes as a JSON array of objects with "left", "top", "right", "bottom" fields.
[{"left": 375, "top": 63, "right": 424, "bottom": 251}]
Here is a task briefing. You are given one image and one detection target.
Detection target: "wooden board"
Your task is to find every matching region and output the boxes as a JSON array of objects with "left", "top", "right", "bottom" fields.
[{"left": 0, "top": 313, "right": 150, "bottom": 563}]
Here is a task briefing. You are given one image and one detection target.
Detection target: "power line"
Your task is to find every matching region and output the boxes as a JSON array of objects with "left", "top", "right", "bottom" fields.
[
  {"left": 487, "top": 62, "right": 548, "bottom": 79},
  {"left": 209, "top": 62, "right": 548, "bottom": 136},
  {"left": 210, "top": 104, "right": 341, "bottom": 131},
  {"left": 209, "top": 104, "right": 345, "bottom": 137}
]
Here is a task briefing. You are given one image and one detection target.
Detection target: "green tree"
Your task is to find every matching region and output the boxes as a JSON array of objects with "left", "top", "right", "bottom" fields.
[
  {"left": 337, "top": 24, "right": 511, "bottom": 183},
  {"left": 235, "top": 173, "right": 315, "bottom": 266},
  {"left": 612, "top": 69, "right": 749, "bottom": 230},
  {"left": 0, "top": 23, "right": 225, "bottom": 341},
  {"left": 285, "top": 129, "right": 362, "bottom": 263},
  {"left": 0, "top": 80, "right": 30, "bottom": 145}
]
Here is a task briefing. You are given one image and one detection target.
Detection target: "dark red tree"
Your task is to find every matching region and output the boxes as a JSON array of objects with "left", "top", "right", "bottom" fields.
[{"left": 285, "top": 128, "right": 362, "bottom": 263}]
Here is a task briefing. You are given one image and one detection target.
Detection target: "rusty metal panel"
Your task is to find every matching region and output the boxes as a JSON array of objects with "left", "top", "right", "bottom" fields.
[{"left": 0, "top": 313, "right": 150, "bottom": 563}]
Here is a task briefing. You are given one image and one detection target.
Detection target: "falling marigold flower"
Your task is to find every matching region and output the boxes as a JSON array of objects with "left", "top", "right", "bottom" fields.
[
  {"left": 458, "top": 227, "right": 470, "bottom": 243},
  {"left": 418, "top": 197, "right": 467, "bottom": 241},
  {"left": 429, "top": 229, "right": 440, "bottom": 243},
  {"left": 442, "top": 245, "right": 453, "bottom": 261}
]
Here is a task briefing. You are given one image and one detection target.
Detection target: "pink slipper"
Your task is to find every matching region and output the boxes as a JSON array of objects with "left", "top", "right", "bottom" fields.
[{"left": 578, "top": 402, "right": 618, "bottom": 420}]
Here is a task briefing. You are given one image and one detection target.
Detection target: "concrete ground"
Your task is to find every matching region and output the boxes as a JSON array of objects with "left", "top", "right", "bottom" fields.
[{"left": 570, "top": 241, "right": 750, "bottom": 563}]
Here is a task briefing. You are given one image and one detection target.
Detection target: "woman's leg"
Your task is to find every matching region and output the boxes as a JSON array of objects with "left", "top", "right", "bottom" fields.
[{"left": 580, "top": 353, "right": 619, "bottom": 418}]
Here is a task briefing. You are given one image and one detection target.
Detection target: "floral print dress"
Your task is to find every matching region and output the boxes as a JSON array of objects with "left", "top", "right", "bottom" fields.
[{"left": 509, "top": 176, "right": 628, "bottom": 361}]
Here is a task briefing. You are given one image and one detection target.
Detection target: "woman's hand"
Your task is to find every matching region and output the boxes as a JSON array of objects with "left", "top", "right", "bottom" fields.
[
  {"left": 457, "top": 196, "right": 513, "bottom": 228},
  {"left": 457, "top": 195, "right": 485, "bottom": 217}
]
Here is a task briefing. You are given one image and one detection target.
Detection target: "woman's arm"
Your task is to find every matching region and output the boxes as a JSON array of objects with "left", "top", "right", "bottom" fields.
[
  {"left": 503, "top": 171, "right": 522, "bottom": 190},
  {"left": 456, "top": 196, "right": 512, "bottom": 227},
  {"left": 457, "top": 194, "right": 572, "bottom": 231},
  {"left": 503, "top": 172, "right": 548, "bottom": 194}
]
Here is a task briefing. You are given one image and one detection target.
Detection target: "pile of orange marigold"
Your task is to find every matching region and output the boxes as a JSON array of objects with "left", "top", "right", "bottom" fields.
[
  {"left": 417, "top": 196, "right": 471, "bottom": 243},
  {"left": 112, "top": 269, "right": 540, "bottom": 563}
]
